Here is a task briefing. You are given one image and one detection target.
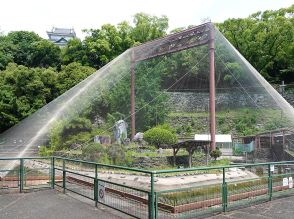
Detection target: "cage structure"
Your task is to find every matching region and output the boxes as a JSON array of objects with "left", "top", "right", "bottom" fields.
[{"left": 0, "top": 22, "right": 294, "bottom": 160}]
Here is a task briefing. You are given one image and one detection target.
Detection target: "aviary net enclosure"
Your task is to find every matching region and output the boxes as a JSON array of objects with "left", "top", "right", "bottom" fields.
[{"left": 1, "top": 22, "right": 294, "bottom": 167}]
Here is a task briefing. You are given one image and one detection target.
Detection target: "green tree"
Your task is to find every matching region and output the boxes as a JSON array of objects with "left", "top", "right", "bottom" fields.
[
  {"left": 0, "top": 36, "right": 15, "bottom": 70},
  {"left": 144, "top": 126, "right": 177, "bottom": 147},
  {"left": 217, "top": 5, "right": 294, "bottom": 82},
  {"left": 0, "top": 63, "right": 56, "bottom": 132},
  {"left": 6, "top": 31, "right": 42, "bottom": 66},
  {"left": 61, "top": 38, "right": 88, "bottom": 65},
  {"left": 56, "top": 62, "right": 95, "bottom": 94},
  {"left": 30, "top": 39, "right": 61, "bottom": 68},
  {"left": 210, "top": 149, "right": 222, "bottom": 160},
  {"left": 131, "top": 13, "right": 169, "bottom": 43}
]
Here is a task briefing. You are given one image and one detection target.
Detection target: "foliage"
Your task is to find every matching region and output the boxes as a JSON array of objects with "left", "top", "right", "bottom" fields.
[
  {"left": 0, "top": 63, "right": 95, "bottom": 132},
  {"left": 160, "top": 178, "right": 267, "bottom": 206},
  {"left": 210, "top": 149, "right": 222, "bottom": 160},
  {"left": 255, "top": 167, "right": 264, "bottom": 176},
  {"left": 38, "top": 146, "right": 54, "bottom": 156},
  {"left": 107, "top": 144, "right": 133, "bottom": 165},
  {"left": 1, "top": 7, "right": 293, "bottom": 138},
  {"left": 56, "top": 62, "right": 95, "bottom": 94},
  {"left": 144, "top": 126, "right": 177, "bottom": 147},
  {"left": 217, "top": 5, "right": 294, "bottom": 83},
  {"left": 49, "top": 117, "right": 93, "bottom": 150},
  {"left": 82, "top": 143, "right": 110, "bottom": 163},
  {"left": 30, "top": 40, "right": 61, "bottom": 69}
]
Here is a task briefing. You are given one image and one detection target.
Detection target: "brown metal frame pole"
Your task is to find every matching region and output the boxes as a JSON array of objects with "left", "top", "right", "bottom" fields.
[
  {"left": 130, "top": 49, "right": 136, "bottom": 139},
  {"left": 209, "top": 23, "right": 216, "bottom": 151}
]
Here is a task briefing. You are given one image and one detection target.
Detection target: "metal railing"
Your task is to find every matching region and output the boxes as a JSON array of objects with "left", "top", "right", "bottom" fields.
[{"left": 1, "top": 157, "right": 294, "bottom": 219}]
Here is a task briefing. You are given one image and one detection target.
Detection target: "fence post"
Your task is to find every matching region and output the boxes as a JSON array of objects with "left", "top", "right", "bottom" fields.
[
  {"left": 155, "top": 192, "right": 158, "bottom": 219},
  {"left": 51, "top": 157, "right": 55, "bottom": 189},
  {"left": 20, "top": 158, "right": 24, "bottom": 192},
  {"left": 268, "top": 164, "right": 273, "bottom": 201},
  {"left": 222, "top": 167, "right": 228, "bottom": 212},
  {"left": 149, "top": 172, "right": 155, "bottom": 219},
  {"left": 62, "top": 159, "right": 66, "bottom": 194},
  {"left": 94, "top": 164, "right": 98, "bottom": 207}
]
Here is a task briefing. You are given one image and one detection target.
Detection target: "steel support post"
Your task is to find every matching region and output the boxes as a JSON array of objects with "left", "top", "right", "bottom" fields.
[
  {"left": 149, "top": 172, "right": 155, "bottom": 219},
  {"left": 209, "top": 23, "right": 216, "bottom": 151},
  {"left": 222, "top": 167, "right": 228, "bottom": 212},
  {"left": 268, "top": 164, "right": 273, "bottom": 201},
  {"left": 20, "top": 158, "right": 24, "bottom": 192},
  {"left": 130, "top": 49, "right": 136, "bottom": 139},
  {"left": 62, "top": 159, "right": 66, "bottom": 193},
  {"left": 51, "top": 157, "right": 55, "bottom": 189},
  {"left": 155, "top": 192, "right": 158, "bottom": 219},
  {"left": 94, "top": 164, "right": 98, "bottom": 207}
]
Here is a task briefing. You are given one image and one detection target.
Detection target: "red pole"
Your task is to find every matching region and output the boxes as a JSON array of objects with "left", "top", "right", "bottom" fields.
[
  {"left": 130, "top": 49, "right": 136, "bottom": 139},
  {"left": 209, "top": 23, "right": 216, "bottom": 151}
]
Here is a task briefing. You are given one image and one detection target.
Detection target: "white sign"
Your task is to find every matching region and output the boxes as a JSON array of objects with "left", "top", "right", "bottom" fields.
[
  {"left": 98, "top": 181, "right": 106, "bottom": 203},
  {"left": 270, "top": 165, "right": 275, "bottom": 172},
  {"left": 283, "top": 177, "right": 289, "bottom": 187},
  {"left": 289, "top": 177, "right": 293, "bottom": 189}
]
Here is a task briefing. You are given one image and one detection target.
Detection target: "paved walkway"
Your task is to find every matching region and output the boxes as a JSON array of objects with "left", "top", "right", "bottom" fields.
[
  {"left": 0, "top": 190, "right": 125, "bottom": 219},
  {"left": 211, "top": 195, "right": 294, "bottom": 219},
  {"left": 2, "top": 190, "right": 294, "bottom": 218}
]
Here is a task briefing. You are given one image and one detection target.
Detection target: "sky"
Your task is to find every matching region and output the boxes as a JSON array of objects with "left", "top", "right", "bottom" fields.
[{"left": 0, "top": 0, "right": 293, "bottom": 39}]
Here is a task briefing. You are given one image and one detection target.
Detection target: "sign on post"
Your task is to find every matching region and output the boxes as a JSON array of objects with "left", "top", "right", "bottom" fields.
[
  {"left": 98, "top": 181, "right": 106, "bottom": 203},
  {"left": 283, "top": 178, "right": 289, "bottom": 187},
  {"left": 289, "top": 177, "right": 293, "bottom": 189}
]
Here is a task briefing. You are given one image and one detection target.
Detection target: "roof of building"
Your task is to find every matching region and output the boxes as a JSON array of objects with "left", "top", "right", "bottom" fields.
[
  {"left": 47, "top": 27, "right": 76, "bottom": 37},
  {"left": 194, "top": 134, "right": 232, "bottom": 143}
]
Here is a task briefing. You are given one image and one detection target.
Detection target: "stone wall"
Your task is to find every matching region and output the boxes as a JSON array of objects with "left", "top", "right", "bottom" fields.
[{"left": 167, "top": 90, "right": 293, "bottom": 112}]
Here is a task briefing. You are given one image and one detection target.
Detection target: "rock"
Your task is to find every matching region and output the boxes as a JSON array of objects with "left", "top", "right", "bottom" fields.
[
  {"left": 93, "top": 136, "right": 111, "bottom": 145},
  {"left": 113, "top": 120, "right": 128, "bottom": 144},
  {"left": 133, "top": 132, "right": 144, "bottom": 142}
]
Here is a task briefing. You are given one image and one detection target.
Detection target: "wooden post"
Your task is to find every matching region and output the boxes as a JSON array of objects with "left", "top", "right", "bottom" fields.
[
  {"left": 130, "top": 50, "right": 135, "bottom": 139},
  {"left": 209, "top": 23, "right": 216, "bottom": 151}
]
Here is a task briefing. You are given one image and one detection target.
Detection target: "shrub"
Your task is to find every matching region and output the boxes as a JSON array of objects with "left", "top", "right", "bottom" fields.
[
  {"left": 256, "top": 167, "right": 264, "bottom": 176},
  {"left": 144, "top": 127, "right": 177, "bottom": 147},
  {"left": 210, "top": 149, "right": 222, "bottom": 160},
  {"left": 82, "top": 143, "right": 106, "bottom": 162},
  {"left": 107, "top": 144, "right": 133, "bottom": 165},
  {"left": 39, "top": 146, "right": 54, "bottom": 156}
]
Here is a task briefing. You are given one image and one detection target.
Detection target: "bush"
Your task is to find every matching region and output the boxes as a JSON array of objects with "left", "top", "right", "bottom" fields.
[
  {"left": 39, "top": 146, "right": 54, "bottom": 156},
  {"left": 144, "top": 127, "right": 177, "bottom": 147},
  {"left": 210, "top": 149, "right": 222, "bottom": 160},
  {"left": 256, "top": 167, "right": 264, "bottom": 176},
  {"left": 107, "top": 144, "right": 133, "bottom": 165},
  {"left": 82, "top": 143, "right": 107, "bottom": 162}
]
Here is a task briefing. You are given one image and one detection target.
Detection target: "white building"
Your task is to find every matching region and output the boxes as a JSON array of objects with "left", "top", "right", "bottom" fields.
[{"left": 47, "top": 27, "right": 76, "bottom": 47}]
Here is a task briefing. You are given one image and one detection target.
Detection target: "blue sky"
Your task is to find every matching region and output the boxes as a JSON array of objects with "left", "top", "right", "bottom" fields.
[{"left": 0, "top": 0, "right": 292, "bottom": 39}]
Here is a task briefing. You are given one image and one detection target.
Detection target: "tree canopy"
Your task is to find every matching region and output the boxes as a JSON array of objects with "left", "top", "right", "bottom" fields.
[{"left": 217, "top": 5, "right": 294, "bottom": 83}]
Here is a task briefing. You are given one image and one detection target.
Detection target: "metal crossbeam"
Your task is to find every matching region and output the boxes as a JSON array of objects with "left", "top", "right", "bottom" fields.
[{"left": 133, "top": 23, "right": 211, "bottom": 62}]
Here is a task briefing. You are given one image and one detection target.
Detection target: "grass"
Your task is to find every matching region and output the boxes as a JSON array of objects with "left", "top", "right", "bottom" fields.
[
  {"left": 168, "top": 108, "right": 290, "bottom": 137},
  {"left": 159, "top": 177, "right": 269, "bottom": 206}
]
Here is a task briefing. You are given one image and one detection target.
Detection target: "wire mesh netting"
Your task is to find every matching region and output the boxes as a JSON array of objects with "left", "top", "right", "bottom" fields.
[
  {"left": 23, "top": 158, "right": 52, "bottom": 189},
  {"left": 0, "top": 158, "right": 52, "bottom": 193},
  {"left": 1, "top": 22, "right": 294, "bottom": 218},
  {"left": 0, "top": 22, "right": 293, "bottom": 164},
  {"left": 0, "top": 160, "right": 19, "bottom": 192}
]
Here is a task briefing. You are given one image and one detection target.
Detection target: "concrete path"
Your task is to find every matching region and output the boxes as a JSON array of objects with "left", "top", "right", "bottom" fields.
[
  {"left": 211, "top": 195, "right": 294, "bottom": 219},
  {"left": 0, "top": 190, "right": 126, "bottom": 219}
]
